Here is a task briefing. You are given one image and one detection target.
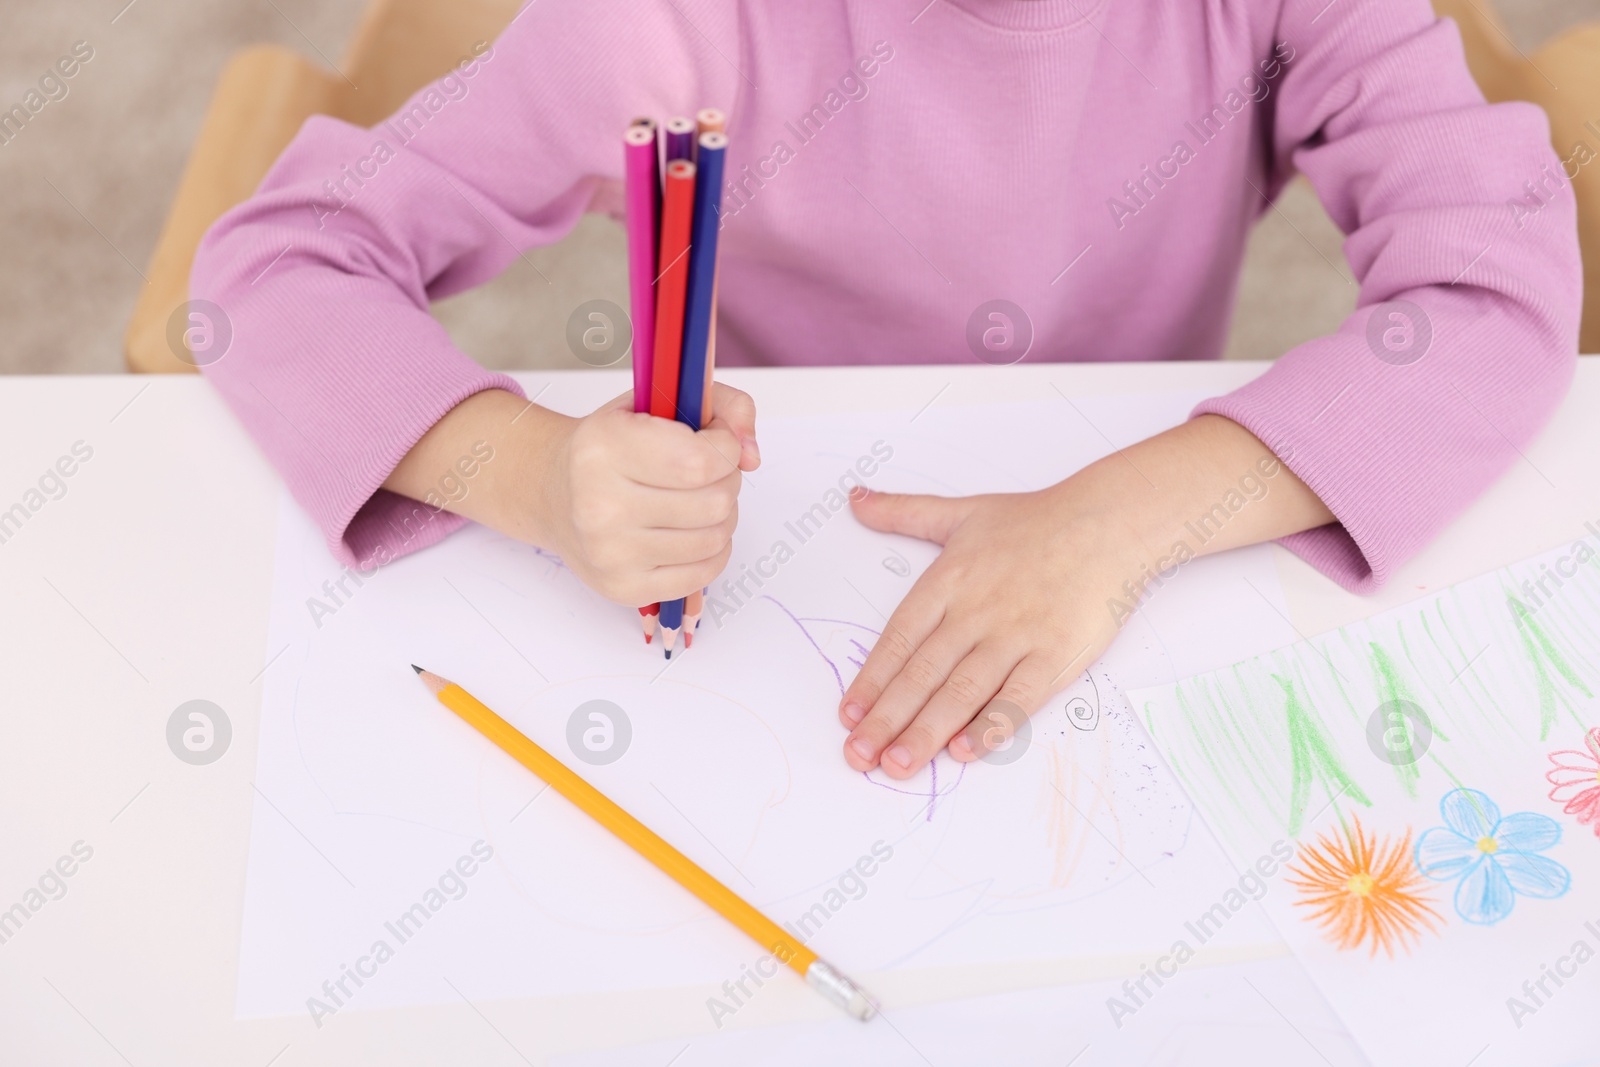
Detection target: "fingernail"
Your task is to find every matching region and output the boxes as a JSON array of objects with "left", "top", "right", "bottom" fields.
[
  {"left": 741, "top": 435, "right": 761, "bottom": 465},
  {"left": 885, "top": 745, "right": 911, "bottom": 770},
  {"left": 849, "top": 737, "right": 876, "bottom": 762},
  {"left": 842, "top": 702, "right": 866, "bottom": 726},
  {"left": 849, "top": 486, "right": 871, "bottom": 502},
  {"left": 949, "top": 735, "right": 974, "bottom": 760}
]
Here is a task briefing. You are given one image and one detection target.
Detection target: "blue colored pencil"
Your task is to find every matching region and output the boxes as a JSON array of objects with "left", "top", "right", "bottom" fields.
[
  {"left": 675, "top": 131, "right": 726, "bottom": 433},
  {"left": 641, "top": 116, "right": 698, "bottom": 653},
  {"left": 656, "top": 131, "right": 727, "bottom": 657}
]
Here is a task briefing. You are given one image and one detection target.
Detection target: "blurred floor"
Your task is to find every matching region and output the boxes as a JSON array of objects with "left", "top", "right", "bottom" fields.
[{"left": 0, "top": 0, "right": 1592, "bottom": 374}]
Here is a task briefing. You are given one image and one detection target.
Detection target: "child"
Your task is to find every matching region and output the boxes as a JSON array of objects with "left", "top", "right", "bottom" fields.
[{"left": 192, "top": 0, "right": 1581, "bottom": 782}]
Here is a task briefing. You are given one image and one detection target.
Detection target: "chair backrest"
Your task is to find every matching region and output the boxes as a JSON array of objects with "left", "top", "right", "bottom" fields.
[
  {"left": 1434, "top": 0, "right": 1600, "bottom": 352},
  {"left": 339, "top": 0, "right": 523, "bottom": 127},
  {"left": 126, "top": 0, "right": 521, "bottom": 372}
]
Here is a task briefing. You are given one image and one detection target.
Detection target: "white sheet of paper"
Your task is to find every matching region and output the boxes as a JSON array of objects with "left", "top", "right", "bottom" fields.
[
  {"left": 1131, "top": 540, "right": 1600, "bottom": 1067},
  {"left": 549, "top": 956, "right": 1366, "bottom": 1067},
  {"left": 236, "top": 395, "right": 1306, "bottom": 1023}
]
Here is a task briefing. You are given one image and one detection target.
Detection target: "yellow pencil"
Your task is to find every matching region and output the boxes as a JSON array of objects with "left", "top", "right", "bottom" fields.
[{"left": 411, "top": 665, "right": 876, "bottom": 1020}]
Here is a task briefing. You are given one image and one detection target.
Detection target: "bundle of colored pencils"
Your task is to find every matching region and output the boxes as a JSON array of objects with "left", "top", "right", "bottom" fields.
[{"left": 625, "top": 109, "right": 727, "bottom": 659}]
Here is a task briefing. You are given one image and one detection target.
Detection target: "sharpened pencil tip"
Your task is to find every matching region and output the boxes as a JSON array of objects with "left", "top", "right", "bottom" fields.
[
  {"left": 411, "top": 664, "right": 424, "bottom": 674},
  {"left": 664, "top": 649, "right": 672, "bottom": 660}
]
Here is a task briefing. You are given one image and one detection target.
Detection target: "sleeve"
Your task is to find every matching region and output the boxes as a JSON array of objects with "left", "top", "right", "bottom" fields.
[
  {"left": 190, "top": 0, "right": 742, "bottom": 567},
  {"left": 1192, "top": 0, "right": 1583, "bottom": 593}
]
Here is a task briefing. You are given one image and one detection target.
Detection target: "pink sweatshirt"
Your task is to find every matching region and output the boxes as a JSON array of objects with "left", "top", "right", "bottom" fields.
[{"left": 192, "top": 0, "right": 1581, "bottom": 592}]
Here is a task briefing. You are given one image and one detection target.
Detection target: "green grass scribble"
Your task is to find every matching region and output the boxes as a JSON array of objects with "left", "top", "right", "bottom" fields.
[
  {"left": 1508, "top": 593, "right": 1593, "bottom": 739},
  {"left": 1278, "top": 673, "right": 1371, "bottom": 835}
]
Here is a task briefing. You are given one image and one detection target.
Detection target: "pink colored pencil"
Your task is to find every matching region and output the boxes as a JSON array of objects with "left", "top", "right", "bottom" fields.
[
  {"left": 627, "top": 122, "right": 665, "bottom": 631},
  {"left": 624, "top": 123, "right": 660, "bottom": 414}
]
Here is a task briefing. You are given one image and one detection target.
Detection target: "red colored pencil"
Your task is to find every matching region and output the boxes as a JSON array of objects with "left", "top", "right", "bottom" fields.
[{"left": 650, "top": 159, "right": 696, "bottom": 421}]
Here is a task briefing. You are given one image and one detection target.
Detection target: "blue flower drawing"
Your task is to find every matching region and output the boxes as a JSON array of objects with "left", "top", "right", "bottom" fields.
[{"left": 1414, "top": 788, "right": 1570, "bottom": 925}]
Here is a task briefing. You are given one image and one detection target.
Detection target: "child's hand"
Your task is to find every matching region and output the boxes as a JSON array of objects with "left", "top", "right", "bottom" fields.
[
  {"left": 536, "top": 383, "right": 761, "bottom": 605},
  {"left": 384, "top": 384, "right": 759, "bottom": 606},
  {"left": 837, "top": 483, "right": 1131, "bottom": 778},
  {"left": 836, "top": 415, "right": 1334, "bottom": 779}
]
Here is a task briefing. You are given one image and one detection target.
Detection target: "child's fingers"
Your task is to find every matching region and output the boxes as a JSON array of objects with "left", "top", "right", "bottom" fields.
[
  {"left": 690, "top": 423, "right": 749, "bottom": 482},
  {"left": 849, "top": 490, "right": 970, "bottom": 546},
  {"left": 708, "top": 383, "right": 759, "bottom": 470},
  {"left": 879, "top": 646, "right": 1013, "bottom": 778},
  {"left": 637, "top": 512, "right": 738, "bottom": 565},
  {"left": 949, "top": 652, "right": 1069, "bottom": 762},
  {"left": 632, "top": 476, "right": 740, "bottom": 530},
  {"left": 838, "top": 586, "right": 946, "bottom": 729},
  {"left": 702, "top": 414, "right": 758, "bottom": 473},
  {"left": 617, "top": 417, "right": 743, "bottom": 489},
  {"left": 843, "top": 626, "right": 972, "bottom": 772},
  {"left": 634, "top": 543, "right": 734, "bottom": 604},
  {"left": 708, "top": 382, "right": 756, "bottom": 435}
]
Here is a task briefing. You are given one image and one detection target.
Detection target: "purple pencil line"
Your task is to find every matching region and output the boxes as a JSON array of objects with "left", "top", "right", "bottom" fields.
[
  {"left": 757, "top": 595, "right": 881, "bottom": 695},
  {"left": 760, "top": 593, "right": 967, "bottom": 819}
]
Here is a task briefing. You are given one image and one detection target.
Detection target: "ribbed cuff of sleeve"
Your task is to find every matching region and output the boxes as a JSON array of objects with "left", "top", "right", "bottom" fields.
[
  {"left": 322, "top": 369, "right": 526, "bottom": 569},
  {"left": 1193, "top": 341, "right": 1395, "bottom": 596}
]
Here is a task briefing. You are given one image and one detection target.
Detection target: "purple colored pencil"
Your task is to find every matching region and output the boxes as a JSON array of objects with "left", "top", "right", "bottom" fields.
[{"left": 663, "top": 116, "right": 696, "bottom": 164}]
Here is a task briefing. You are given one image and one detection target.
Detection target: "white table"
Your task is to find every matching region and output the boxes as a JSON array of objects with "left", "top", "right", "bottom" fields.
[{"left": 1, "top": 359, "right": 1596, "bottom": 1065}]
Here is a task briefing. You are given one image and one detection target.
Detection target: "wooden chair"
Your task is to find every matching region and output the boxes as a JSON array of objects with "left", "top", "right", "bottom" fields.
[
  {"left": 1434, "top": 0, "right": 1600, "bottom": 353},
  {"left": 127, "top": 0, "right": 1600, "bottom": 371},
  {"left": 125, "top": 0, "right": 520, "bottom": 373}
]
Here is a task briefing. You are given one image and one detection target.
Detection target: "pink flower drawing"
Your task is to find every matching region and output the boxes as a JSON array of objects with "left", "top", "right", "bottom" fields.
[{"left": 1547, "top": 728, "right": 1600, "bottom": 838}]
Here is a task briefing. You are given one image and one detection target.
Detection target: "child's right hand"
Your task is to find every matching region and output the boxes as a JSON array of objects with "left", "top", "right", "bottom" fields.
[
  {"left": 384, "top": 384, "right": 758, "bottom": 606},
  {"left": 529, "top": 383, "right": 760, "bottom": 605}
]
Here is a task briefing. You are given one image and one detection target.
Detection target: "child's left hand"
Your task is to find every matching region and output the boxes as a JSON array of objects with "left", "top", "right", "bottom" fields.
[
  {"left": 836, "top": 481, "right": 1133, "bottom": 778},
  {"left": 836, "top": 414, "right": 1335, "bottom": 778}
]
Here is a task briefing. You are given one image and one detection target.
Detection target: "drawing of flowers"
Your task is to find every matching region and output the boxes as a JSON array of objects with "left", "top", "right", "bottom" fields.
[
  {"left": 1546, "top": 728, "right": 1600, "bottom": 838},
  {"left": 1415, "top": 788, "right": 1570, "bottom": 924},
  {"left": 1285, "top": 817, "right": 1442, "bottom": 956}
]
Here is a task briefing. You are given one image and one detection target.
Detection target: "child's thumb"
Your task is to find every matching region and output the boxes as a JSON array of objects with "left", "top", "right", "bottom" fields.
[{"left": 849, "top": 490, "right": 968, "bottom": 546}]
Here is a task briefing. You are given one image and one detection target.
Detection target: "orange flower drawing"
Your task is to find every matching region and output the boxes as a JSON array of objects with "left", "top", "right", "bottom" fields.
[{"left": 1286, "top": 818, "right": 1443, "bottom": 957}]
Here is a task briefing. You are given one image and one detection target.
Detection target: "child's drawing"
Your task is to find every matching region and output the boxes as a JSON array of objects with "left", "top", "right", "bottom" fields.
[
  {"left": 1133, "top": 539, "right": 1600, "bottom": 1066},
  {"left": 1279, "top": 673, "right": 1374, "bottom": 835},
  {"left": 757, "top": 594, "right": 969, "bottom": 820},
  {"left": 1065, "top": 681, "right": 1099, "bottom": 731},
  {"left": 753, "top": 592, "right": 1193, "bottom": 902},
  {"left": 1285, "top": 817, "right": 1440, "bottom": 957},
  {"left": 1146, "top": 547, "right": 1600, "bottom": 851},
  {"left": 1507, "top": 593, "right": 1593, "bottom": 741},
  {"left": 1414, "top": 788, "right": 1570, "bottom": 925},
  {"left": 1545, "top": 727, "right": 1600, "bottom": 838}
]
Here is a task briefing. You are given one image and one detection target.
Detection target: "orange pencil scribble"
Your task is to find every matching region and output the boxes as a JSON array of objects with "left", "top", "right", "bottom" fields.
[
  {"left": 1285, "top": 818, "right": 1443, "bottom": 957},
  {"left": 1041, "top": 742, "right": 1098, "bottom": 888}
]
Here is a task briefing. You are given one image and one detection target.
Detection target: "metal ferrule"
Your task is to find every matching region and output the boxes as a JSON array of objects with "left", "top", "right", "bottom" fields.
[{"left": 805, "top": 959, "right": 876, "bottom": 1021}]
